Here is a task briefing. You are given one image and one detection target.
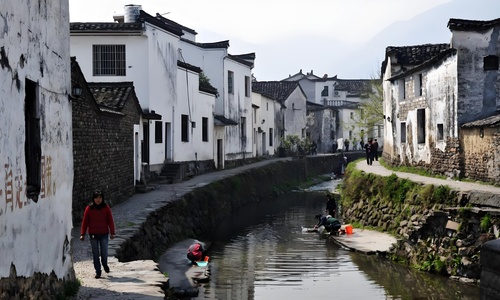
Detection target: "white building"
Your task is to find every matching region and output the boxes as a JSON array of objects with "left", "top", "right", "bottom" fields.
[
  {"left": 252, "top": 92, "right": 276, "bottom": 157},
  {"left": 70, "top": 5, "right": 217, "bottom": 176},
  {"left": 283, "top": 70, "right": 382, "bottom": 150},
  {"left": 252, "top": 81, "right": 308, "bottom": 146},
  {"left": 0, "top": 0, "right": 74, "bottom": 296}
]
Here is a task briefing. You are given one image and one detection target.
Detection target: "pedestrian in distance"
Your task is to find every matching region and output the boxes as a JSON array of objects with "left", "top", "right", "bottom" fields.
[
  {"left": 372, "top": 138, "right": 379, "bottom": 161},
  {"left": 332, "top": 140, "right": 338, "bottom": 153},
  {"left": 80, "top": 190, "right": 116, "bottom": 279},
  {"left": 325, "top": 194, "right": 337, "bottom": 217},
  {"left": 364, "top": 138, "right": 373, "bottom": 165},
  {"left": 344, "top": 139, "right": 350, "bottom": 152}
]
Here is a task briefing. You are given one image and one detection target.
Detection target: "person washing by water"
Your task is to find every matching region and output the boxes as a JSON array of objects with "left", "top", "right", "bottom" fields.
[
  {"left": 314, "top": 214, "right": 341, "bottom": 236},
  {"left": 187, "top": 241, "right": 207, "bottom": 264}
]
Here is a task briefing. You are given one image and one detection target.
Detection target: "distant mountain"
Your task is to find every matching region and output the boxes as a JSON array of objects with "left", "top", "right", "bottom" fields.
[{"left": 336, "top": 0, "right": 500, "bottom": 78}]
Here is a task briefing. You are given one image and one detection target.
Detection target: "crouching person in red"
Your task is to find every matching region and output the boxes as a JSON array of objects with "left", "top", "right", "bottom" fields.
[
  {"left": 187, "top": 241, "right": 207, "bottom": 264},
  {"left": 80, "top": 190, "right": 116, "bottom": 279}
]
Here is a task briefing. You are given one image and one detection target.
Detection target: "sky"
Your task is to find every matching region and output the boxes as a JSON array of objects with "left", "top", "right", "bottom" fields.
[{"left": 69, "top": 0, "right": 497, "bottom": 81}]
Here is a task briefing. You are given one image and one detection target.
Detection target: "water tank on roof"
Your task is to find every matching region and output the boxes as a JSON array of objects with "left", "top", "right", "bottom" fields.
[{"left": 124, "top": 4, "right": 142, "bottom": 23}]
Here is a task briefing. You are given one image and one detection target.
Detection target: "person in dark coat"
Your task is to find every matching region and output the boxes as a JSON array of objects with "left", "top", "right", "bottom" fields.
[
  {"left": 325, "top": 194, "right": 337, "bottom": 217},
  {"left": 364, "top": 139, "right": 373, "bottom": 165},
  {"left": 372, "top": 139, "right": 379, "bottom": 161}
]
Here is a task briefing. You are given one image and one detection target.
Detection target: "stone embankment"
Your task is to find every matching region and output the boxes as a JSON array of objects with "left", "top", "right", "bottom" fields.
[{"left": 342, "top": 160, "right": 500, "bottom": 283}]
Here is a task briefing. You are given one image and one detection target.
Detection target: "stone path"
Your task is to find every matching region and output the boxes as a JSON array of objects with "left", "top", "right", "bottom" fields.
[
  {"left": 71, "top": 158, "right": 291, "bottom": 299},
  {"left": 332, "top": 228, "right": 397, "bottom": 254}
]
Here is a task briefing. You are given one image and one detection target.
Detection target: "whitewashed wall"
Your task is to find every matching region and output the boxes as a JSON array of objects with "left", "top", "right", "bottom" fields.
[
  {"left": 224, "top": 59, "right": 253, "bottom": 159},
  {"left": 252, "top": 92, "right": 276, "bottom": 156},
  {"left": 0, "top": 0, "right": 73, "bottom": 279},
  {"left": 283, "top": 87, "right": 307, "bottom": 139},
  {"left": 175, "top": 67, "right": 215, "bottom": 161},
  {"left": 71, "top": 23, "right": 180, "bottom": 169},
  {"left": 179, "top": 42, "right": 227, "bottom": 115}
]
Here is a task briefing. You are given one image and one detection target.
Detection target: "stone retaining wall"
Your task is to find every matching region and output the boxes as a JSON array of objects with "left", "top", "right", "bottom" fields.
[{"left": 341, "top": 169, "right": 498, "bottom": 282}]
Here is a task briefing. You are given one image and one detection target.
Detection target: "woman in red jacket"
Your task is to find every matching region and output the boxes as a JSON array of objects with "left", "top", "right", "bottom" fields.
[{"left": 80, "top": 190, "right": 116, "bottom": 279}]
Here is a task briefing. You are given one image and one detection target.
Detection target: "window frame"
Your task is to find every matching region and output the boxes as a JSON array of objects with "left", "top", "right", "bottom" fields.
[
  {"left": 92, "top": 44, "right": 126, "bottom": 76},
  {"left": 181, "top": 114, "right": 189, "bottom": 142}
]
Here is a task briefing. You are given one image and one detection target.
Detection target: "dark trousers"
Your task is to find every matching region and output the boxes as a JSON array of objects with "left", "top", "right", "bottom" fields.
[
  {"left": 90, "top": 234, "right": 109, "bottom": 274},
  {"left": 366, "top": 152, "right": 373, "bottom": 165}
]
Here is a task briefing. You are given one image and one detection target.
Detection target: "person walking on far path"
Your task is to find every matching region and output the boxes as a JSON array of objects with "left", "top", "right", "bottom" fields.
[
  {"left": 372, "top": 139, "right": 379, "bottom": 161},
  {"left": 344, "top": 139, "right": 350, "bottom": 152},
  {"left": 80, "top": 190, "right": 116, "bottom": 279},
  {"left": 364, "top": 138, "right": 373, "bottom": 165}
]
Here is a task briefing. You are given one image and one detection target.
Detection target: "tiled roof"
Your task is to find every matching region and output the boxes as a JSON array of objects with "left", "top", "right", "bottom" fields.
[
  {"left": 388, "top": 48, "right": 457, "bottom": 81},
  {"left": 252, "top": 81, "right": 301, "bottom": 101},
  {"left": 227, "top": 54, "right": 254, "bottom": 68},
  {"left": 180, "top": 38, "right": 230, "bottom": 49},
  {"left": 139, "top": 11, "right": 183, "bottom": 36},
  {"left": 448, "top": 18, "right": 500, "bottom": 32},
  {"left": 154, "top": 13, "right": 197, "bottom": 35},
  {"left": 88, "top": 82, "right": 135, "bottom": 111},
  {"left": 335, "top": 79, "right": 373, "bottom": 94},
  {"left": 386, "top": 43, "right": 450, "bottom": 66},
  {"left": 177, "top": 60, "right": 202, "bottom": 73},
  {"left": 461, "top": 113, "right": 500, "bottom": 128},
  {"left": 311, "top": 75, "right": 338, "bottom": 82},
  {"left": 70, "top": 22, "right": 143, "bottom": 32}
]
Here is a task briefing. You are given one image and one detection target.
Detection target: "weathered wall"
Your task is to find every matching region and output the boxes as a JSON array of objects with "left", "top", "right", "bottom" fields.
[
  {"left": 461, "top": 127, "right": 500, "bottom": 185},
  {"left": 0, "top": 0, "right": 74, "bottom": 298},
  {"left": 71, "top": 63, "right": 140, "bottom": 223},
  {"left": 481, "top": 239, "right": 500, "bottom": 300}
]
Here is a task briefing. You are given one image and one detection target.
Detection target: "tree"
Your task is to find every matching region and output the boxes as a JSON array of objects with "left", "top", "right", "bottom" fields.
[{"left": 346, "top": 79, "right": 383, "bottom": 142}]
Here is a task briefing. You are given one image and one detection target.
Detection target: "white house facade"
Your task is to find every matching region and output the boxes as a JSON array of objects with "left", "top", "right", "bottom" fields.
[
  {"left": 0, "top": 0, "right": 74, "bottom": 296},
  {"left": 252, "top": 92, "right": 276, "bottom": 157},
  {"left": 70, "top": 6, "right": 184, "bottom": 174}
]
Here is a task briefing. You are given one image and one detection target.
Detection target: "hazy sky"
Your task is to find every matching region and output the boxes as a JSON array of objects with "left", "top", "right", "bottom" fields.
[{"left": 69, "top": 0, "right": 485, "bottom": 80}]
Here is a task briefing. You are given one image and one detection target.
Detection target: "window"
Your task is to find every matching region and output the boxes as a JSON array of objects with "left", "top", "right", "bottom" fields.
[
  {"left": 181, "top": 114, "right": 189, "bottom": 142},
  {"left": 269, "top": 128, "right": 273, "bottom": 146},
  {"left": 266, "top": 102, "right": 269, "bottom": 111},
  {"left": 25, "top": 79, "right": 41, "bottom": 202},
  {"left": 417, "top": 109, "right": 426, "bottom": 144},
  {"left": 350, "top": 112, "right": 354, "bottom": 119},
  {"left": 437, "top": 123, "right": 444, "bottom": 141},
  {"left": 228, "top": 71, "right": 234, "bottom": 94},
  {"left": 484, "top": 55, "right": 499, "bottom": 71},
  {"left": 92, "top": 44, "right": 126, "bottom": 76},
  {"left": 253, "top": 107, "right": 257, "bottom": 124},
  {"left": 321, "top": 86, "right": 328, "bottom": 97},
  {"left": 155, "top": 121, "right": 162, "bottom": 143},
  {"left": 399, "top": 79, "right": 406, "bottom": 100},
  {"left": 245, "top": 76, "right": 250, "bottom": 97},
  {"left": 416, "top": 74, "right": 423, "bottom": 96},
  {"left": 202, "top": 117, "right": 208, "bottom": 142},
  {"left": 240, "top": 117, "right": 246, "bottom": 139},
  {"left": 400, "top": 122, "right": 406, "bottom": 143},
  {"left": 349, "top": 130, "right": 353, "bottom": 140}
]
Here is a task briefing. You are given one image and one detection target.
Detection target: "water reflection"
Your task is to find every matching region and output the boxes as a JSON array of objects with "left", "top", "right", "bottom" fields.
[{"left": 184, "top": 190, "right": 479, "bottom": 299}]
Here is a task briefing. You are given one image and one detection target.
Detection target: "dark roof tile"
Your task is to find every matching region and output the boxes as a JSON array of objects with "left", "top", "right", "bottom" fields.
[
  {"left": 88, "top": 82, "right": 134, "bottom": 111},
  {"left": 448, "top": 18, "right": 500, "bottom": 32},
  {"left": 461, "top": 113, "right": 500, "bottom": 128},
  {"left": 70, "top": 22, "right": 143, "bottom": 32},
  {"left": 252, "top": 81, "right": 300, "bottom": 101},
  {"left": 386, "top": 43, "right": 450, "bottom": 66}
]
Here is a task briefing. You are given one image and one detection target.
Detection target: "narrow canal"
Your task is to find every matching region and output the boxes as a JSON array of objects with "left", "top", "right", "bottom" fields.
[{"left": 164, "top": 179, "right": 480, "bottom": 299}]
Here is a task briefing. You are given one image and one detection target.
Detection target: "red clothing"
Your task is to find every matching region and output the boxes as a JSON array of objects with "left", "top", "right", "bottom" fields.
[
  {"left": 188, "top": 243, "right": 203, "bottom": 261},
  {"left": 81, "top": 204, "right": 115, "bottom": 235}
]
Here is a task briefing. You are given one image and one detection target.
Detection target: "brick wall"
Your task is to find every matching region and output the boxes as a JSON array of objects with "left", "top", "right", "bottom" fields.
[
  {"left": 71, "top": 79, "right": 140, "bottom": 223},
  {"left": 461, "top": 127, "right": 500, "bottom": 185}
]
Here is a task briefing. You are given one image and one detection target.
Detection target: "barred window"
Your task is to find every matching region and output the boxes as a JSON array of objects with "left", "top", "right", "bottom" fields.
[{"left": 93, "top": 45, "right": 126, "bottom": 76}]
